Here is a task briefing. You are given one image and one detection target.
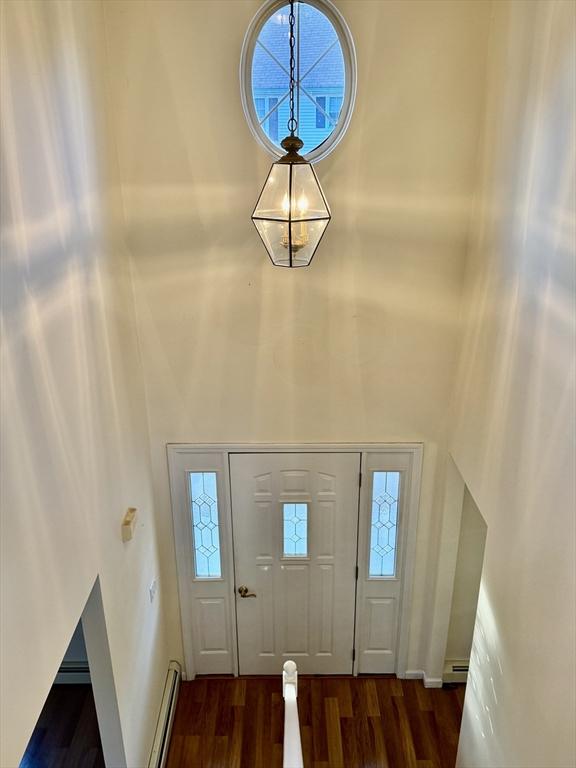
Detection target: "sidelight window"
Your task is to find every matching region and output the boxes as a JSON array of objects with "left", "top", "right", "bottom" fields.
[
  {"left": 189, "top": 472, "right": 222, "bottom": 578},
  {"left": 369, "top": 471, "right": 400, "bottom": 577}
]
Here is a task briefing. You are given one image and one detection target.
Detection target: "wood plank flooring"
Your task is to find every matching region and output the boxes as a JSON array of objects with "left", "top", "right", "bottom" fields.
[
  {"left": 166, "top": 676, "right": 465, "bottom": 768},
  {"left": 19, "top": 684, "right": 105, "bottom": 768}
]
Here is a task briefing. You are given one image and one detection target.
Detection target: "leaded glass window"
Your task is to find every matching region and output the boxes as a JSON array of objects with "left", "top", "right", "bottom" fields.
[
  {"left": 283, "top": 503, "right": 308, "bottom": 557},
  {"left": 369, "top": 472, "right": 400, "bottom": 577},
  {"left": 189, "top": 472, "right": 222, "bottom": 578}
]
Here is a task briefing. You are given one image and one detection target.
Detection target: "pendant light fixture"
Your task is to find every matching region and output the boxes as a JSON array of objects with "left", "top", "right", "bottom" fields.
[{"left": 252, "top": 0, "right": 331, "bottom": 268}]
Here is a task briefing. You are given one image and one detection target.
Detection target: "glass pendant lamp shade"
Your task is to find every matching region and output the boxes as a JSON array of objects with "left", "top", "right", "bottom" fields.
[{"left": 252, "top": 136, "right": 331, "bottom": 267}]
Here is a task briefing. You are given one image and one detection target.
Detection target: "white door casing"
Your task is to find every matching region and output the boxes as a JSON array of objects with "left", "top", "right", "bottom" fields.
[
  {"left": 230, "top": 452, "right": 361, "bottom": 674},
  {"left": 167, "top": 444, "right": 422, "bottom": 679}
]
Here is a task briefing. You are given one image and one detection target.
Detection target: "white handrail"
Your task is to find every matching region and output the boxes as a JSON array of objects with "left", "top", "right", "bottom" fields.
[{"left": 282, "top": 661, "right": 304, "bottom": 768}]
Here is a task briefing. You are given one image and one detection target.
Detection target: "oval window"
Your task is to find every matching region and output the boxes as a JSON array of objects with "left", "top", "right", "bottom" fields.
[{"left": 240, "top": 0, "right": 356, "bottom": 163}]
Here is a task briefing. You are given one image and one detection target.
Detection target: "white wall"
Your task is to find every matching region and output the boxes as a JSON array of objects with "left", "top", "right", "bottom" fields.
[
  {"left": 0, "top": 1, "right": 170, "bottom": 765},
  {"left": 3, "top": 1, "right": 573, "bottom": 764},
  {"left": 445, "top": 488, "right": 487, "bottom": 663},
  {"left": 450, "top": 1, "right": 576, "bottom": 766},
  {"left": 102, "top": 0, "right": 492, "bottom": 674}
]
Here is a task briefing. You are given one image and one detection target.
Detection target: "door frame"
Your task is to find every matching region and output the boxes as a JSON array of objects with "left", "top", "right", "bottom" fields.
[{"left": 167, "top": 443, "right": 423, "bottom": 680}]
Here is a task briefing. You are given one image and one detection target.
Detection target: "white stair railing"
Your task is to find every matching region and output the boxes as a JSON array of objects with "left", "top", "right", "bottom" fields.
[{"left": 282, "top": 661, "right": 304, "bottom": 768}]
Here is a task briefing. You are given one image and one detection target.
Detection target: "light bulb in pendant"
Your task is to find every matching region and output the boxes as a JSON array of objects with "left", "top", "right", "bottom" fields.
[{"left": 252, "top": 139, "right": 330, "bottom": 267}]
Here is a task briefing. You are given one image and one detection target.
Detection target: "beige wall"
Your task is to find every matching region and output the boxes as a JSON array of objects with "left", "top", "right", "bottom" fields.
[
  {"left": 102, "top": 0, "right": 492, "bottom": 674},
  {"left": 445, "top": 488, "right": 487, "bottom": 663},
  {"left": 0, "top": 1, "right": 169, "bottom": 765},
  {"left": 450, "top": 1, "right": 576, "bottom": 766},
  {"left": 4, "top": 1, "right": 574, "bottom": 765}
]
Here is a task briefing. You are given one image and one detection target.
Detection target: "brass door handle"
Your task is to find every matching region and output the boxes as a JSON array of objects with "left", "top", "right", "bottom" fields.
[{"left": 238, "top": 585, "right": 257, "bottom": 598}]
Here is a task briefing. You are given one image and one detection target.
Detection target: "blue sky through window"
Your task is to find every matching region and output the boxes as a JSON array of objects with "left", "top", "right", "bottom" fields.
[{"left": 252, "top": 2, "right": 345, "bottom": 155}]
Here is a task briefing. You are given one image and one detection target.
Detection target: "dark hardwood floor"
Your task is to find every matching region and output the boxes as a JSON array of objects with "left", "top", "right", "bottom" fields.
[
  {"left": 166, "top": 676, "right": 465, "bottom": 768},
  {"left": 19, "top": 684, "right": 105, "bottom": 768}
]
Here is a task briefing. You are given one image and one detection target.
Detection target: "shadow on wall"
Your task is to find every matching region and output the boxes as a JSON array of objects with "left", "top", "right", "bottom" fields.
[
  {"left": 444, "top": 488, "right": 487, "bottom": 682},
  {"left": 450, "top": 1, "right": 576, "bottom": 766},
  {"left": 1, "top": 1, "right": 169, "bottom": 765}
]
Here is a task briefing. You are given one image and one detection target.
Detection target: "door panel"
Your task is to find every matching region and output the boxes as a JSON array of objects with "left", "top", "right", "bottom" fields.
[
  {"left": 355, "top": 452, "right": 412, "bottom": 673},
  {"left": 365, "top": 598, "right": 395, "bottom": 652},
  {"left": 168, "top": 451, "right": 236, "bottom": 675},
  {"left": 230, "top": 452, "right": 360, "bottom": 674},
  {"left": 197, "top": 598, "right": 228, "bottom": 652}
]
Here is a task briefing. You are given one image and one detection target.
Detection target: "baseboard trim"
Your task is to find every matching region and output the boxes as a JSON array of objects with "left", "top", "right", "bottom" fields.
[
  {"left": 401, "top": 669, "right": 424, "bottom": 680},
  {"left": 401, "top": 669, "right": 443, "bottom": 688},
  {"left": 424, "top": 673, "right": 443, "bottom": 689}
]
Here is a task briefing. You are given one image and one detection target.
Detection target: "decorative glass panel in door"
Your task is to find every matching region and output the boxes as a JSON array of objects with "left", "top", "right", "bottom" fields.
[
  {"left": 369, "top": 471, "right": 400, "bottom": 577},
  {"left": 283, "top": 503, "right": 308, "bottom": 557},
  {"left": 189, "top": 472, "right": 222, "bottom": 578}
]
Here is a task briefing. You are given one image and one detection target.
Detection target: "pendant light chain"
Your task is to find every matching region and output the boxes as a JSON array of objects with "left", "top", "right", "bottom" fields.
[
  {"left": 251, "top": 0, "right": 330, "bottom": 267},
  {"left": 287, "top": 0, "right": 297, "bottom": 135}
]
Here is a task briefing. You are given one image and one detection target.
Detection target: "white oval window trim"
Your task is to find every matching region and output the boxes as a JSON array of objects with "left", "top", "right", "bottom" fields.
[{"left": 240, "top": 0, "right": 357, "bottom": 164}]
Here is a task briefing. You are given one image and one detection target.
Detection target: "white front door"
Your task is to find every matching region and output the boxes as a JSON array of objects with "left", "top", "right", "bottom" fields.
[{"left": 230, "top": 452, "right": 361, "bottom": 674}]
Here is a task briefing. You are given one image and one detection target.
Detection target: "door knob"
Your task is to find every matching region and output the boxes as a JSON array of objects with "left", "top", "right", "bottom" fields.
[{"left": 238, "top": 585, "right": 257, "bottom": 598}]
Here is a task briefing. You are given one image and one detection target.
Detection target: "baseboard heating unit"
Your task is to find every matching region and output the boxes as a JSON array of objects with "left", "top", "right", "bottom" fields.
[
  {"left": 443, "top": 659, "right": 469, "bottom": 683},
  {"left": 148, "top": 661, "right": 181, "bottom": 768}
]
